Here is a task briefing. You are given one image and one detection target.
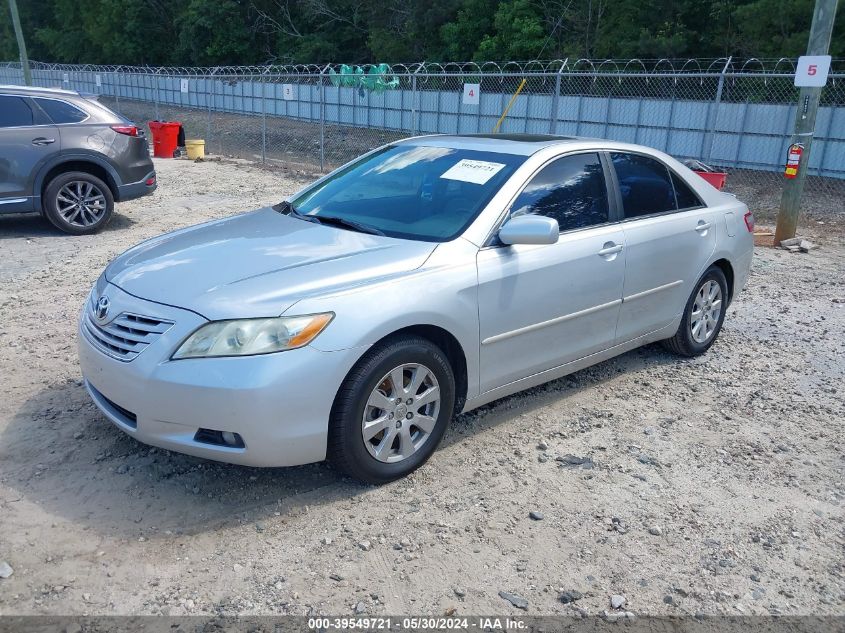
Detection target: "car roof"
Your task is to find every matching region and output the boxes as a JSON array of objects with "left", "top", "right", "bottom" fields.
[
  {"left": 400, "top": 133, "right": 583, "bottom": 156},
  {"left": 0, "top": 84, "right": 81, "bottom": 97}
]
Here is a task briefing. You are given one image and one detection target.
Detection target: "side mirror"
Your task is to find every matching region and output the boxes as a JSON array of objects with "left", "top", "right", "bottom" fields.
[{"left": 498, "top": 215, "right": 559, "bottom": 245}]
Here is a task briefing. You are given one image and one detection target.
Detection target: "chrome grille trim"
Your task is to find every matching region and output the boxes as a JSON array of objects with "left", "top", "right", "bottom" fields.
[{"left": 83, "top": 308, "right": 174, "bottom": 362}]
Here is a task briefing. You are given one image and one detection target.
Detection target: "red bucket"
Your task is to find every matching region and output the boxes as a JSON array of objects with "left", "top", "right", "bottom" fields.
[
  {"left": 694, "top": 170, "right": 727, "bottom": 190},
  {"left": 148, "top": 121, "right": 182, "bottom": 158}
]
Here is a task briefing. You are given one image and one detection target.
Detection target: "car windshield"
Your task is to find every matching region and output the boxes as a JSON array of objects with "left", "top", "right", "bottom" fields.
[{"left": 290, "top": 144, "right": 526, "bottom": 241}]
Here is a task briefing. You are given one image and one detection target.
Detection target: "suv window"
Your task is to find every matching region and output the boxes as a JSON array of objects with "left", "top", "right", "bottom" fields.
[
  {"left": 510, "top": 153, "right": 609, "bottom": 232},
  {"left": 611, "top": 153, "right": 676, "bottom": 218},
  {"left": 34, "top": 98, "right": 88, "bottom": 124},
  {"left": 671, "top": 171, "right": 703, "bottom": 209},
  {"left": 0, "top": 96, "right": 34, "bottom": 127}
]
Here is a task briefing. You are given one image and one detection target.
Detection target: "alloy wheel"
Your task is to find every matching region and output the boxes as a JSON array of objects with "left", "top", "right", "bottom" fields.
[
  {"left": 690, "top": 279, "right": 722, "bottom": 344},
  {"left": 56, "top": 181, "right": 107, "bottom": 227},
  {"left": 362, "top": 363, "right": 441, "bottom": 463}
]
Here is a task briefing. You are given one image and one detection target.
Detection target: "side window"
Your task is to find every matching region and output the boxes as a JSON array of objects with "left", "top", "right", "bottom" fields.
[
  {"left": 510, "top": 153, "right": 609, "bottom": 232},
  {"left": 34, "top": 98, "right": 88, "bottom": 124},
  {"left": 0, "top": 96, "right": 34, "bottom": 128},
  {"left": 671, "top": 171, "right": 703, "bottom": 209},
  {"left": 611, "top": 153, "right": 676, "bottom": 218}
]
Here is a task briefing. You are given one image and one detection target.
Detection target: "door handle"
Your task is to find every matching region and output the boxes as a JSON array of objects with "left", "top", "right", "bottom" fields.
[
  {"left": 32, "top": 137, "right": 56, "bottom": 146},
  {"left": 598, "top": 243, "right": 623, "bottom": 257},
  {"left": 695, "top": 221, "right": 712, "bottom": 232}
]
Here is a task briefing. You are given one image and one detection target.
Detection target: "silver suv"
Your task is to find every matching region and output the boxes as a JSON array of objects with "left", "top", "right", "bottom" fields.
[{"left": 0, "top": 85, "right": 156, "bottom": 234}]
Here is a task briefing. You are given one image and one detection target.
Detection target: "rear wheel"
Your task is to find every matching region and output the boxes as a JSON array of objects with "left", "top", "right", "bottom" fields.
[
  {"left": 662, "top": 266, "right": 728, "bottom": 357},
  {"left": 43, "top": 171, "right": 114, "bottom": 235},
  {"left": 328, "top": 336, "right": 455, "bottom": 484}
]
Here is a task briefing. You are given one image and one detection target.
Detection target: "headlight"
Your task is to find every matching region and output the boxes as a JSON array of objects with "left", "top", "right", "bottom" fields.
[{"left": 172, "top": 313, "right": 333, "bottom": 359}]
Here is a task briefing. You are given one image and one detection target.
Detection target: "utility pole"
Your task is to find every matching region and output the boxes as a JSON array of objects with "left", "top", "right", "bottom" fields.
[
  {"left": 7, "top": 0, "right": 31, "bottom": 86},
  {"left": 774, "top": 0, "right": 838, "bottom": 244}
]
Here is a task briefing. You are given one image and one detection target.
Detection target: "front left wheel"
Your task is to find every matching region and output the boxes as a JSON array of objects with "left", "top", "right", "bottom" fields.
[{"left": 328, "top": 336, "right": 455, "bottom": 484}]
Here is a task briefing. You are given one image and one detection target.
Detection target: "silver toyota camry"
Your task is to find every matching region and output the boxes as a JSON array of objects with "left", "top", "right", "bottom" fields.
[{"left": 78, "top": 134, "right": 754, "bottom": 483}]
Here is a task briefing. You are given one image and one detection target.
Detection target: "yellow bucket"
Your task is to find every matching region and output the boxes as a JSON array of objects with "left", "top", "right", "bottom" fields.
[{"left": 185, "top": 139, "right": 205, "bottom": 159}]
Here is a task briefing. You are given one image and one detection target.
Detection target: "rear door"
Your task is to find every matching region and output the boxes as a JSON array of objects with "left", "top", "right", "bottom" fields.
[
  {"left": 476, "top": 152, "right": 625, "bottom": 393},
  {"left": 0, "top": 94, "right": 60, "bottom": 213},
  {"left": 610, "top": 152, "right": 717, "bottom": 343}
]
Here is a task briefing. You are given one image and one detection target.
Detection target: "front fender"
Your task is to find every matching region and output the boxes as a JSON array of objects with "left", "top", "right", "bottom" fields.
[{"left": 290, "top": 239, "right": 482, "bottom": 400}]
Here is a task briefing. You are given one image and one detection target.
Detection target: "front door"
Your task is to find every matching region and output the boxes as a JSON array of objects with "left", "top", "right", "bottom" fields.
[
  {"left": 0, "top": 94, "right": 60, "bottom": 213},
  {"left": 476, "top": 152, "right": 625, "bottom": 393}
]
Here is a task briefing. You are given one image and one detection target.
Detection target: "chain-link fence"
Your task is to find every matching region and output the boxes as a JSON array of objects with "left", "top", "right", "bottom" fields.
[{"left": 1, "top": 58, "right": 843, "bottom": 224}]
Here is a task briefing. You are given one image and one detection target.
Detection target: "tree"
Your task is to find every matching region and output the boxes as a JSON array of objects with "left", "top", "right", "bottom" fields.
[{"left": 1, "top": 0, "right": 841, "bottom": 65}]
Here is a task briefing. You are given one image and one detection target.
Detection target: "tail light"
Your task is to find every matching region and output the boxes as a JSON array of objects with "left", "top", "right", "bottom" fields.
[
  {"left": 743, "top": 210, "right": 754, "bottom": 233},
  {"left": 111, "top": 125, "right": 138, "bottom": 137}
]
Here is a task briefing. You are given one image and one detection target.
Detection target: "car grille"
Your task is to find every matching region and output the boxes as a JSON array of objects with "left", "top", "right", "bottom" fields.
[{"left": 83, "top": 309, "right": 174, "bottom": 362}]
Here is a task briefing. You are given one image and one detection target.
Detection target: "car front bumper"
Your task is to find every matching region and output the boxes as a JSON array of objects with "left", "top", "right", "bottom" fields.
[{"left": 78, "top": 283, "right": 365, "bottom": 467}]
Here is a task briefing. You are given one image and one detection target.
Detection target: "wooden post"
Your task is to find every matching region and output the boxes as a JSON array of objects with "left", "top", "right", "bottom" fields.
[{"left": 774, "top": 0, "right": 839, "bottom": 244}]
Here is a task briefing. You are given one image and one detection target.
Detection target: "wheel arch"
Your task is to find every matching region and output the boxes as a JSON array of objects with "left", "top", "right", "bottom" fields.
[
  {"left": 36, "top": 156, "right": 120, "bottom": 206},
  {"left": 341, "top": 324, "right": 469, "bottom": 416},
  {"left": 710, "top": 258, "right": 735, "bottom": 305}
]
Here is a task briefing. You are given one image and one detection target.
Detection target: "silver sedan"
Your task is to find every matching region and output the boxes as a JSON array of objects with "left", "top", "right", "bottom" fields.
[{"left": 78, "top": 135, "right": 754, "bottom": 483}]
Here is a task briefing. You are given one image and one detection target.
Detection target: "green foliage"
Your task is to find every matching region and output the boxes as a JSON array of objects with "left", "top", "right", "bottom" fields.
[{"left": 1, "top": 0, "right": 842, "bottom": 65}]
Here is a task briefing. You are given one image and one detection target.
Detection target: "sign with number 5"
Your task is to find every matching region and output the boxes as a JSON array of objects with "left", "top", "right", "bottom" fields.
[{"left": 795, "top": 55, "right": 831, "bottom": 87}]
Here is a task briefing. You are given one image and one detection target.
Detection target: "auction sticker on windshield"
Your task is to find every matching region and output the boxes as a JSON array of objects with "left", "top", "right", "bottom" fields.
[{"left": 440, "top": 159, "right": 506, "bottom": 185}]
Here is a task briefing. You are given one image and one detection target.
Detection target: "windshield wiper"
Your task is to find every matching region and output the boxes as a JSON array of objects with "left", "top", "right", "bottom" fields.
[
  {"left": 274, "top": 201, "right": 384, "bottom": 236},
  {"left": 309, "top": 215, "right": 385, "bottom": 236},
  {"left": 273, "top": 200, "right": 318, "bottom": 223}
]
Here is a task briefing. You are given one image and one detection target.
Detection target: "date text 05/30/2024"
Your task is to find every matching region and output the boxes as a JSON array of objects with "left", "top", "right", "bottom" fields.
[{"left": 307, "top": 617, "right": 528, "bottom": 630}]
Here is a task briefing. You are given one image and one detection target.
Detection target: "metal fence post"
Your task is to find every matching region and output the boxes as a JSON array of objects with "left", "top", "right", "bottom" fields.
[
  {"left": 207, "top": 67, "right": 216, "bottom": 153},
  {"left": 261, "top": 70, "right": 267, "bottom": 164},
  {"left": 320, "top": 64, "right": 329, "bottom": 172},
  {"left": 549, "top": 60, "right": 567, "bottom": 135},
  {"left": 152, "top": 68, "right": 160, "bottom": 120},
  {"left": 412, "top": 63, "right": 424, "bottom": 135},
  {"left": 704, "top": 57, "right": 731, "bottom": 164},
  {"left": 113, "top": 69, "right": 120, "bottom": 114}
]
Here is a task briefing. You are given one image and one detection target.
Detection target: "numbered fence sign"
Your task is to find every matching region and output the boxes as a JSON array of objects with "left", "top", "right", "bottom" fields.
[
  {"left": 794, "top": 55, "right": 831, "bottom": 88},
  {"left": 463, "top": 83, "right": 480, "bottom": 105},
  {"left": 62, "top": 73, "right": 69, "bottom": 84},
  {"left": 180, "top": 79, "right": 189, "bottom": 93},
  {"left": 95, "top": 74, "right": 102, "bottom": 87},
  {"left": 282, "top": 84, "right": 296, "bottom": 101}
]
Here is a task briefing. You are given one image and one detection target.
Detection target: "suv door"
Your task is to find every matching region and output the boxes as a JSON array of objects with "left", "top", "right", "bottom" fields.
[
  {"left": 476, "top": 152, "right": 625, "bottom": 393},
  {"left": 609, "top": 152, "right": 717, "bottom": 343},
  {"left": 0, "top": 94, "right": 61, "bottom": 214}
]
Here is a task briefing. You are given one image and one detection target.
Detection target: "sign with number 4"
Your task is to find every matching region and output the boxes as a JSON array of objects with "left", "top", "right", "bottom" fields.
[
  {"left": 463, "top": 83, "right": 480, "bottom": 105},
  {"left": 794, "top": 55, "right": 831, "bottom": 88}
]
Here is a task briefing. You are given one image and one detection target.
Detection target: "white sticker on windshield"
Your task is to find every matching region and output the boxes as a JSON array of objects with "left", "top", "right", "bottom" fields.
[{"left": 440, "top": 159, "right": 505, "bottom": 185}]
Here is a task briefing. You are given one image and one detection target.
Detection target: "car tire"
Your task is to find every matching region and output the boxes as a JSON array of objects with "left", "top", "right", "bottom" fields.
[
  {"left": 43, "top": 171, "right": 114, "bottom": 235},
  {"left": 662, "top": 266, "right": 729, "bottom": 357},
  {"left": 328, "top": 336, "right": 456, "bottom": 484}
]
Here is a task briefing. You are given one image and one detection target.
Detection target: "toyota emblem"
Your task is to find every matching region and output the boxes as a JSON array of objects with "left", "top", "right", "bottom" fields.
[{"left": 95, "top": 296, "right": 110, "bottom": 321}]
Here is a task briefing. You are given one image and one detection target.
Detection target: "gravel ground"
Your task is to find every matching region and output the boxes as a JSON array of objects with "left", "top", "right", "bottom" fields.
[{"left": 0, "top": 157, "right": 843, "bottom": 618}]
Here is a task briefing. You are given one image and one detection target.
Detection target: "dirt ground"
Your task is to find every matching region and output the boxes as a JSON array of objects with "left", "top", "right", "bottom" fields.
[{"left": 0, "top": 157, "right": 843, "bottom": 618}]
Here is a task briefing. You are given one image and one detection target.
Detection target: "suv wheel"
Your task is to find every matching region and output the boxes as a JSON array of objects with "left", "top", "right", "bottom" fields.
[
  {"left": 43, "top": 171, "right": 114, "bottom": 235},
  {"left": 328, "top": 336, "right": 455, "bottom": 484}
]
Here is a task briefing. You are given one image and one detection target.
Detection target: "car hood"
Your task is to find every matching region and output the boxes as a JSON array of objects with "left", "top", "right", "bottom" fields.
[{"left": 105, "top": 207, "right": 438, "bottom": 320}]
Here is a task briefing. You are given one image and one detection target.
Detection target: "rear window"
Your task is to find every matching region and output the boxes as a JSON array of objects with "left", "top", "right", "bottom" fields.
[
  {"left": 0, "top": 95, "right": 34, "bottom": 127},
  {"left": 611, "top": 153, "right": 676, "bottom": 218},
  {"left": 34, "top": 98, "right": 88, "bottom": 124},
  {"left": 671, "top": 171, "right": 703, "bottom": 209}
]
